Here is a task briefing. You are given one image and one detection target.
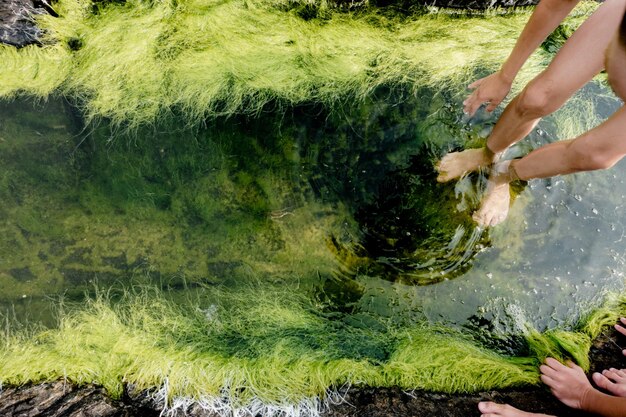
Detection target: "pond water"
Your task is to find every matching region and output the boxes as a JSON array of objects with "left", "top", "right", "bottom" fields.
[{"left": 1, "top": 75, "right": 624, "bottom": 353}]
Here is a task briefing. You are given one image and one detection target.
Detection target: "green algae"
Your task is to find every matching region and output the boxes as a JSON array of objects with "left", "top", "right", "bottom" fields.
[
  {"left": 3, "top": 91, "right": 624, "bottom": 411},
  {"left": 0, "top": 0, "right": 598, "bottom": 129},
  {"left": 1, "top": 286, "right": 624, "bottom": 407},
  {"left": 0, "top": 98, "right": 351, "bottom": 302},
  {"left": 1, "top": 1, "right": 626, "bottom": 411}
]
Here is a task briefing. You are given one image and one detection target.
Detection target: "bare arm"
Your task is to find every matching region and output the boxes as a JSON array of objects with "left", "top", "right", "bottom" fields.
[
  {"left": 464, "top": 0, "right": 581, "bottom": 116},
  {"left": 581, "top": 389, "right": 626, "bottom": 417},
  {"left": 500, "top": 0, "right": 581, "bottom": 82}
]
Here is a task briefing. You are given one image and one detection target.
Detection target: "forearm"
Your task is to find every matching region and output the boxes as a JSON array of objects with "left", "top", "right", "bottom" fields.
[
  {"left": 582, "top": 388, "right": 626, "bottom": 417},
  {"left": 500, "top": 0, "right": 580, "bottom": 82}
]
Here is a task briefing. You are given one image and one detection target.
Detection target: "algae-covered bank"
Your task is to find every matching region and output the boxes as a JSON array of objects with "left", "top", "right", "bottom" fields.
[{"left": 1, "top": 0, "right": 626, "bottom": 416}]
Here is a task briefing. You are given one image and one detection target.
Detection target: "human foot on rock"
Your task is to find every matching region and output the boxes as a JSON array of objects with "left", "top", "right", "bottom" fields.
[
  {"left": 435, "top": 148, "right": 493, "bottom": 182},
  {"left": 615, "top": 317, "right": 626, "bottom": 341},
  {"left": 472, "top": 174, "right": 510, "bottom": 227},
  {"left": 593, "top": 368, "right": 626, "bottom": 397},
  {"left": 478, "top": 401, "right": 553, "bottom": 417}
]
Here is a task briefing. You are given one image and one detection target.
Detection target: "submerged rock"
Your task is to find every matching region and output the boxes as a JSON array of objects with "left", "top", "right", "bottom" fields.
[{"left": 0, "top": 0, "right": 51, "bottom": 47}]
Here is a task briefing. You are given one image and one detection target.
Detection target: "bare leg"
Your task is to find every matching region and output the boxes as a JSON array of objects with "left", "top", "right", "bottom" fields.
[
  {"left": 514, "top": 106, "right": 626, "bottom": 179},
  {"left": 437, "top": 0, "right": 624, "bottom": 185},
  {"left": 478, "top": 401, "right": 553, "bottom": 417},
  {"left": 474, "top": 105, "right": 626, "bottom": 225},
  {"left": 472, "top": 0, "right": 625, "bottom": 225}
]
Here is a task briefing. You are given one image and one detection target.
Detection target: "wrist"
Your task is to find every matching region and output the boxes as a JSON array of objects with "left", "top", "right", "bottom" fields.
[
  {"left": 580, "top": 387, "right": 601, "bottom": 412},
  {"left": 497, "top": 66, "right": 516, "bottom": 85}
]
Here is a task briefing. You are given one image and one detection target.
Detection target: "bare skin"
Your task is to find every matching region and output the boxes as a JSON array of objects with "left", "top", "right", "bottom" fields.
[
  {"left": 435, "top": 148, "right": 492, "bottom": 182},
  {"left": 478, "top": 401, "right": 551, "bottom": 417},
  {"left": 478, "top": 319, "right": 626, "bottom": 417},
  {"left": 471, "top": 168, "right": 510, "bottom": 226},
  {"left": 593, "top": 319, "right": 626, "bottom": 397},
  {"left": 463, "top": 0, "right": 582, "bottom": 118},
  {"left": 436, "top": 0, "right": 626, "bottom": 226}
]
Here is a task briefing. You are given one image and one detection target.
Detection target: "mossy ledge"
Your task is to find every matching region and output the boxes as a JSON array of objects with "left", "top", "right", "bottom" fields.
[
  {"left": 0, "top": 0, "right": 595, "bottom": 130},
  {"left": 1, "top": 288, "right": 625, "bottom": 416}
]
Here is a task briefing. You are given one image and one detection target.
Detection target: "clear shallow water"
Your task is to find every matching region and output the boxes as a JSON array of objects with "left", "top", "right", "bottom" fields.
[{"left": 0, "top": 80, "right": 624, "bottom": 345}]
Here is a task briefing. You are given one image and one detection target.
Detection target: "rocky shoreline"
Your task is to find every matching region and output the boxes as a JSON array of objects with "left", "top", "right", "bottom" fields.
[{"left": 1, "top": 327, "right": 623, "bottom": 417}]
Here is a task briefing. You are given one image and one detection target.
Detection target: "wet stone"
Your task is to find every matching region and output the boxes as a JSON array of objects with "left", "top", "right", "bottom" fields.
[
  {"left": 0, "top": 0, "right": 49, "bottom": 48},
  {"left": 0, "top": 381, "right": 155, "bottom": 417}
]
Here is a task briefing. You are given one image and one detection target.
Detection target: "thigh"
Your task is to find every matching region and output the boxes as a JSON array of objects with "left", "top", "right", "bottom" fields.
[{"left": 536, "top": 0, "right": 626, "bottom": 103}]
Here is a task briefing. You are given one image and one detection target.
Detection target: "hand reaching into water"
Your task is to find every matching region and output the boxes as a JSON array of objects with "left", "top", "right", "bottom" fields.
[{"left": 463, "top": 71, "right": 512, "bottom": 117}]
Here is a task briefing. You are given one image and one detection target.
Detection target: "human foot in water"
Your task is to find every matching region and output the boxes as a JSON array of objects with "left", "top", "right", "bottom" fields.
[
  {"left": 435, "top": 147, "right": 493, "bottom": 182},
  {"left": 472, "top": 168, "right": 510, "bottom": 227}
]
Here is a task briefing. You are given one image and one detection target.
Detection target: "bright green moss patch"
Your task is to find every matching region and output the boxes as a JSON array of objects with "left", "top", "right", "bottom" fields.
[
  {"left": 1, "top": 287, "right": 624, "bottom": 408},
  {"left": 0, "top": 0, "right": 598, "bottom": 129}
]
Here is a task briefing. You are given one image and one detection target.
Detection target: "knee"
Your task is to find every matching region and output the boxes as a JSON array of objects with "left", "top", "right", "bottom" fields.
[
  {"left": 566, "top": 140, "right": 618, "bottom": 172},
  {"left": 514, "top": 80, "right": 560, "bottom": 118}
]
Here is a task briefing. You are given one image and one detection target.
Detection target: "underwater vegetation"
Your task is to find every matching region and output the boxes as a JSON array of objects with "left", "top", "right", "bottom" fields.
[
  {"left": 1, "top": 79, "right": 625, "bottom": 415},
  {"left": 2, "top": 0, "right": 626, "bottom": 415}
]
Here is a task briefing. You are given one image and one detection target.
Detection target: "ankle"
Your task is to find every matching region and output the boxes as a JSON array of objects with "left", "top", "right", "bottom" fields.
[
  {"left": 483, "top": 144, "right": 504, "bottom": 165},
  {"left": 492, "top": 160, "right": 517, "bottom": 184}
]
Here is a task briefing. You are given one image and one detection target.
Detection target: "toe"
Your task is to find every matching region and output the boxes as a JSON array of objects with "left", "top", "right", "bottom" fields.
[
  {"left": 472, "top": 211, "right": 488, "bottom": 227},
  {"left": 490, "top": 213, "right": 505, "bottom": 227},
  {"left": 478, "top": 402, "right": 505, "bottom": 414},
  {"left": 593, "top": 372, "right": 614, "bottom": 390}
]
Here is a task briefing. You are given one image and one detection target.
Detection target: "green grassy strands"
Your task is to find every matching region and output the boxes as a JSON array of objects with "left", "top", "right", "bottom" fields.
[
  {"left": 385, "top": 328, "right": 538, "bottom": 392},
  {"left": 2, "top": 288, "right": 625, "bottom": 407},
  {"left": 0, "top": 44, "right": 72, "bottom": 98},
  {"left": 0, "top": 0, "right": 598, "bottom": 129},
  {"left": 578, "top": 293, "right": 626, "bottom": 338},
  {"left": 8, "top": 288, "right": 624, "bottom": 406},
  {"left": 522, "top": 294, "right": 626, "bottom": 372}
]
